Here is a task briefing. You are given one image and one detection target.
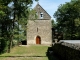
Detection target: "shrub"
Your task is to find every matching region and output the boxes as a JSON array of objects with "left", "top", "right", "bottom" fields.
[{"left": 0, "top": 38, "right": 7, "bottom": 54}]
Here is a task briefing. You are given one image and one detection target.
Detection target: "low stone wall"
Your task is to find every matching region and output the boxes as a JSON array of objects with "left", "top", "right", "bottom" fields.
[{"left": 52, "top": 42, "right": 80, "bottom": 60}]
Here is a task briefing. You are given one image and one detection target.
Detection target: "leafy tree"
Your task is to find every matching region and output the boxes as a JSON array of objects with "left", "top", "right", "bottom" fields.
[
  {"left": 0, "top": 0, "right": 38, "bottom": 53},
  {"left": 54, "top": 0, "right": 80, "bottom": 40}
]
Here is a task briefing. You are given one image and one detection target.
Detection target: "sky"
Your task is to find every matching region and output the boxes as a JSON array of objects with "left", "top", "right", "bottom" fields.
[{"left": 32, "top": 0, "right": 71, "bottom": 20}]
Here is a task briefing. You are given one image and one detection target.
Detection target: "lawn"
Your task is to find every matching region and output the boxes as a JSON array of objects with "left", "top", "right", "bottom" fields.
[{"left": 0, "top": 45, "right": 49, "bottom": 60}]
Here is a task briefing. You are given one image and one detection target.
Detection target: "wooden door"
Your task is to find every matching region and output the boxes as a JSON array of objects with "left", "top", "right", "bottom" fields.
[{"left": 36, "top": 36, "right": 41, "bottom": 44}]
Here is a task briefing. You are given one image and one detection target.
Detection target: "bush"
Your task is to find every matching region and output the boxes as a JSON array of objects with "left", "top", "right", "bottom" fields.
[{"left": 0, "top": 38, "right": 7, "bottom": 54}]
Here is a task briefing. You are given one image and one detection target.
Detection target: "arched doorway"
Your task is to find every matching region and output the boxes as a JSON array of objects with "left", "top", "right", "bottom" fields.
[{"left": 36, "top": 36, "right": 41, "bottom": 44}]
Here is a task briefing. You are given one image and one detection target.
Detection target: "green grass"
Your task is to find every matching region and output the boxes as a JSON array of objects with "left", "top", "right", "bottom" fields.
[
  {"left": 0, "top": 57, "right": 48, "bottom": 60},
  {"left": 0, "top": 45, "right": 49, "bottom": 60}
]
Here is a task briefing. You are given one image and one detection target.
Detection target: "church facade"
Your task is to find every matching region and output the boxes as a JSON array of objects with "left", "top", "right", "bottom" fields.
[{"left": 27, "top": 3, "right": 52, "bottom": 45}]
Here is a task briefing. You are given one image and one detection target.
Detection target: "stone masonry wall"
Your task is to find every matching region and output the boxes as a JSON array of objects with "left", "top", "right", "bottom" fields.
[
  {"left": 52, "top": 42, "right": 80, "bottom": 60},
  {"left": 34, "top": 3, "right": 51, "bottom": 20},
  {"left": 27, "top": 20, "right": 52, "bottom": 45}
]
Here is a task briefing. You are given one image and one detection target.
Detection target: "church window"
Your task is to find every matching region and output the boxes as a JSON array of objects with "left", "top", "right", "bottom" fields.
[
  {"left": 37, "top": 27, "right": 38, "bottom": 32},
  {"left": 40, "top": 12, "right": 43, "bottom": 19}
]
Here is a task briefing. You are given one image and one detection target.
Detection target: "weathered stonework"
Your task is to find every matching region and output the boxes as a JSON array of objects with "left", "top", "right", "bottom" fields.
[{"left": 27, "top": 3, "right": 52, "bottom": 45}]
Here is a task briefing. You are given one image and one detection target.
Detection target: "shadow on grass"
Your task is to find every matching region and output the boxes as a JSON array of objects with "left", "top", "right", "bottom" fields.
[
  {"left": 46, "top": 47, "right": 62, "bottom": 60},
  {"left": 0, "top": 56, "right": 46, "bottom": 57}
]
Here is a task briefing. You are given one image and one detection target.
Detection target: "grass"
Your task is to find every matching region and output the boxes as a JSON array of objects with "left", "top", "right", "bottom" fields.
[
  {"left": 0, "top": 45, "right": 49, "bottom": 60},
  {"left": 0, "top": 57, "right": 48, "bottom": 60}
]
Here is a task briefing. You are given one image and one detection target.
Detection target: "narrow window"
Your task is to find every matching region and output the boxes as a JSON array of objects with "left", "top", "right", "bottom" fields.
[
  {"left": 37, "top": 28, "right": 38, "bottom": 32},
  {"left": 40, "top": 12, "right": 43, "bottom": 19}
]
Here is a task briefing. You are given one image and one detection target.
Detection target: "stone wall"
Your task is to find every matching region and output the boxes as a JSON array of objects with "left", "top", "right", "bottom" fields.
[
  {"left": 27, "top": 20, "right": 52, "bottom": 45},
  {"left": 52, "top": 42, "right": 80, "bottom": 60},
  {"left": 34, "top": 3, "right": 51, "bottom": 20}
]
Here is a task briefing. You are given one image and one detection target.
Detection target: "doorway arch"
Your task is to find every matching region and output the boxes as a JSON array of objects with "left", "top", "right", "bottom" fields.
[{"left": 36, "top": 36, "right": 41, "bottom": 44}]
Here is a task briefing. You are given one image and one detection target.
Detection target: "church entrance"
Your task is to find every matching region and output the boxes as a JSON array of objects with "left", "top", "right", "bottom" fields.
[{"left": 36, "top": 36, "right": 41, "bottom": 44}]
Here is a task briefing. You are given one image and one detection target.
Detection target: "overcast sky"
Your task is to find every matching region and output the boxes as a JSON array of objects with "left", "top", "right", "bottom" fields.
[{"left": 32, "top": 0, "right": 71, "bottom": 20}]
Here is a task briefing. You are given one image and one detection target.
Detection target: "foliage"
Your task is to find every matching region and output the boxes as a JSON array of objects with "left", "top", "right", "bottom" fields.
[
  {"left": 0, "top": 38, "right": 8, "bottom": 54},
  {"left": 54, "top": 0, "right": 80, "bottom": 39},
  {"left": 0, "top": 0, "right": 39, "bottom": 53}
]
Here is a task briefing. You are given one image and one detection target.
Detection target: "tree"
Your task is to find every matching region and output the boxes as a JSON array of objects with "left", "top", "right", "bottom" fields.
[
  {"left": 0, "top": 0, "right": 13, "bottom": 53},
  {"left": 54, "top": 0, "right": 80, "bottom": 40},
  {"left": 0, "top": 0, "right": 38, "bottom": 53}
]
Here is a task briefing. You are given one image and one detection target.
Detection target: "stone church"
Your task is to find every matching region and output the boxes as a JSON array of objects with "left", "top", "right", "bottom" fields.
[{"left": 27, "top": 3, "right": 52, "bottom": 45}]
